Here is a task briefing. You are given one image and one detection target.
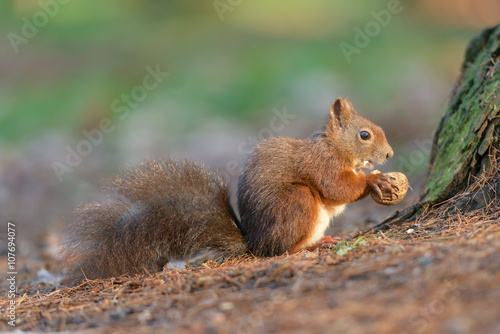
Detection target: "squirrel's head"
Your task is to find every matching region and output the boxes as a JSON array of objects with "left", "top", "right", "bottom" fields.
[{"left": 325, "top": 97, "right": 393, "bottom": 172}]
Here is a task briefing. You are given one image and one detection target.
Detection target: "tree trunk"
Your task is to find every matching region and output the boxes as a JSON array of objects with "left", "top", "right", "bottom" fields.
[{"left": 376, "top": 24, "right": 500, "bottom": 229}]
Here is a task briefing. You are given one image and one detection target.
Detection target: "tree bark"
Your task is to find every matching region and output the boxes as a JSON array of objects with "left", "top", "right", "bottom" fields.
[{"left": 375, "top": 24, "right": 500, "bottom": 229}]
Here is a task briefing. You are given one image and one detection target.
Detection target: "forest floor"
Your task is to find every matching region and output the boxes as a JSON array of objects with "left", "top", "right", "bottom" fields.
[
  {"left": 1, "top": 171, "right": 500, "bottom": 334},
  {"left": 1, "top": 206, "right": 500, "bottom": 334}
]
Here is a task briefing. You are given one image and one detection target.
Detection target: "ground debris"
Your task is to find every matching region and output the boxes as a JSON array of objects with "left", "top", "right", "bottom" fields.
[{"left": 2, "top": 155, "right": 500, "bottom": 333}]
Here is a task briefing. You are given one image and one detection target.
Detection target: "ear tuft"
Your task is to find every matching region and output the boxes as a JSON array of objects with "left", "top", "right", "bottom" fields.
[
  {"left": 343, "top": 98, "right": 357, "bottom": 115},
  {"left": 330, "top": 97, "right": 355, "bottom": 127}
]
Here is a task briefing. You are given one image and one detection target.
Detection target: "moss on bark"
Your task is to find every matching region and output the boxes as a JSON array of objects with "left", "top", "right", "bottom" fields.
[{"left": 376, "top": 24, "right": 500, "bottom": 228}]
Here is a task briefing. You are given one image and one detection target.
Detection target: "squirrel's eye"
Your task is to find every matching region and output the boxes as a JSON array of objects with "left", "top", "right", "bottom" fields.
[{"left": 360, "top": 131, "right": 371, "bottom": 140}]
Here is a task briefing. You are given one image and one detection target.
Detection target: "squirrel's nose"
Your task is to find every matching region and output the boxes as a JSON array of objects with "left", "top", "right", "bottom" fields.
[{"left": 386, "top": 147, "right": 394, "bottom": 159}]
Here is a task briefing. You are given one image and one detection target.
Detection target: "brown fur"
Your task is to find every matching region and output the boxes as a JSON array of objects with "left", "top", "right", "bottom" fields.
[
  {"left": 237, "top": 97, "right": 394, "bottom": 256},
  {"left": 61, "top": 160, "right": 247, "bottom": 283},
  {"left": 61, "top": 97, "right": 395, "bottom": 283}
]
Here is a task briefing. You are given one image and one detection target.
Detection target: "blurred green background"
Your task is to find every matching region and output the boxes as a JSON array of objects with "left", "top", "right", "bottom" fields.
[{"left": 0, "top": 0, "right": 498, "bottom": 258}]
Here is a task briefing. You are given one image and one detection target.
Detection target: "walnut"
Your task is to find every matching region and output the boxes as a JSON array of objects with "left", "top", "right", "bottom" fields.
[{"left": 370, "top": 171, "right": 408, "bottom": 205}]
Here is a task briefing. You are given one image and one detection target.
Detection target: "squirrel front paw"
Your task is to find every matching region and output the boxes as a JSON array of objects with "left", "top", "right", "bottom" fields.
[
  {"left": 369, "top": 171, "right": 409, "bottom": 205},
  {"left": 366, "top": 173, "right": 399, "bottom": 199}
]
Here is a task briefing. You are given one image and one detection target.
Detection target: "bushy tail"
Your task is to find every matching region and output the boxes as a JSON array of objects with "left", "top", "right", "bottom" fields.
[{"left": 61, "top": 159, "right": 247, "bottom": 283}]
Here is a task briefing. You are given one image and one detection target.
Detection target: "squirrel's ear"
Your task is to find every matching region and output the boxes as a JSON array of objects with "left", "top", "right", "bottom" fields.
[
  {"left": 343, "top": 98, "right": 357, "bottom": 115},
  {"left": 330, "top": 97, "right": 355, "bottom": 127}
]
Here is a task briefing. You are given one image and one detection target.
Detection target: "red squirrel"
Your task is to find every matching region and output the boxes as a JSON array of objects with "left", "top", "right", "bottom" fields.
[{"left": 61, "top": 97, "right": 396, "bottom": 283}]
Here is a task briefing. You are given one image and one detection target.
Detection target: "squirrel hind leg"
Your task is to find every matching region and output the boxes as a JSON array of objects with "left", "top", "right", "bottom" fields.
[{"left": 242, "top": 185, "right": 318, "bottom": 256}]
